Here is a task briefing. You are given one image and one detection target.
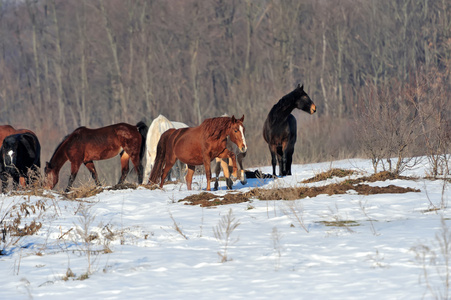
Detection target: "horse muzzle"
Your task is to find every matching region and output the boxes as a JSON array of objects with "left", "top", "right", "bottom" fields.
[
  {"left": 239, "top": 145, "right": 247, "bottom": 153},
  {"left": 310, "top": 104, "right": 317, "bottom": 114}
]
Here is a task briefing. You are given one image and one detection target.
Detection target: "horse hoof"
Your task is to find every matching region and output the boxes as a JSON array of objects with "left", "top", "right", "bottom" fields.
[
  {"left": 214, "top": 181, "right": 219, "bottom": 191},
  {"left": 226, "top": 178, "right": 233, "bottom": 190},
  {"left": 240, "top": 176, "right": 247, "bottom": 185}
]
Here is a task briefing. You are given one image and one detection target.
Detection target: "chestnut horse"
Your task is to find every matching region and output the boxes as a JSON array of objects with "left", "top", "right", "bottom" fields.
[
  {"left": 263, "top": 84, "right": 316, "bottom": 176},
  {"left": 0, "top": 125, "right": 35, "bottom": 148},
  {"left": 149, "top": 116, "right": 247, "bottom": 191},
  {"left": 45, "top": 122, "right": 147, "bottom": 192}
]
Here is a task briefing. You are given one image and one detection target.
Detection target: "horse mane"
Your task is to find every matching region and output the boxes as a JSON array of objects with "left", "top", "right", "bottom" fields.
[
  {"left": 201, "top": 117, "right": 232, "bottom": 140},
  {"left": 267, "top": 86, "right": 305, "bottom": 123},
  {"left": 47, "top": 127, "right": 84, "bottom": 167}
]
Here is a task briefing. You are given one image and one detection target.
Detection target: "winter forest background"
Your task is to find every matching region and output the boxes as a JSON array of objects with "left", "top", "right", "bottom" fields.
[{"left": 0, "top": 0, "right": 450, "bottom": 186}]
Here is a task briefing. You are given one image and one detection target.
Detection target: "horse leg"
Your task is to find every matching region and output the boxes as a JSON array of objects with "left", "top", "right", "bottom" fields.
[
  {"left": 119, "top": 152, "right": 131, "bottom": 184},
  {"left": 185, "top": 165, "right": 195, "bottom": 190},
  {"left": 286, "top": 148, "right": 294, "bottom": 176},
  {"left": 66, "top": 162, "right": 82, "bottom": 192},
  {"left": 282, "top": 142, "right": 294, "bottom": 176},
  {"left": 213, "top": 158, "right": 222, "bottom": 190},
  {"left": 0, "top": 172, "right": 8, "bottom": 192},
  {"left": 84, "top": 161, "right": 101, "bottom": 186},
  {"left": 217, "top": 149, "right": 236, "bottom": 190},
  {"left": 129, "top": 154, "right": 143, "bottom": 184},
  {"left": 279, "top": 141, "right": 291, "bottom": 176},
  {"left": 159, "top": 160, "right": 176, "bottom": 188},
  {"left": 11, "top": 173, "right": 20, "bottom": 190},
  {"left": 203, "top": 157, "right": 213, "bottom": 191},
  {"left": 19, "top": 176, "right": 26, "bottom": 188},
  {"left": 215, "top": 158, "right": 230, "bottom": 190},
  {"left": 143, "top": 150, "right": 152, "bottom": 184},
  {"left": 237, "top": 152, "right": 247, "bottom": 185},
  {"left": 268, "top": 145, "right": 278, "bottom": 176}
]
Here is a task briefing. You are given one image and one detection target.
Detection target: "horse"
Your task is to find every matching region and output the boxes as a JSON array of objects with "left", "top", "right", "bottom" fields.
[
  {"left": 0, "top": 125, "right": 35, "bottom": 148},
  {"left": 143, "top": 115, "right": 188, "bottom": 184},
  {"left": 213, "top": 136, "right": 247, "bottom": 190},
  {"left": 45, "top": 122, "right": 148, "bottom": 192},
  {"left": 149, "top": 115, "right": 247, "bottom": 191},
  {"left": 0, "top": 132, "right": 41, "bottom": 192},
  {"left": 263, "top": 84, "right": 316, "bottom": 177}
]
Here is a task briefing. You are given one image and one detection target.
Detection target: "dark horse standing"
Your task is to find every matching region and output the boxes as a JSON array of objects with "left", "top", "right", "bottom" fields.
[
  {"left": 0, "top": 132, "right": 41, "bottom": 191},
  {"left": 45, "top": 122, "right": 147, "bottom": 192},
  {"left": 263, "top": 84, "right": 316, "bottom": 176}
]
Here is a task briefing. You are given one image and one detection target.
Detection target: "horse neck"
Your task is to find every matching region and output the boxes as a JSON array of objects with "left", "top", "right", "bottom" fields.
[
  {"left": 48, "top": 140, "right": 70, "bottom": 174},
  {"left": 269, "top": 97, "right": 297, "bottom": 122},
  {"left": 202, "top": 117, "right": 229, "bottom": 142}
]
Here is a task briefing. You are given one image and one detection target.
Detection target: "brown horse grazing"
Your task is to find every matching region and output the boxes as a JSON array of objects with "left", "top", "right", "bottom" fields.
[
  {"left": 45, "top": 122, "right": 148, "bottom": 192},
  {"left": 0, "top": 125, "right": 35, "bottom": 148},
  {"left": 149, "top": 116, "right": 247, "bottom": 191},
  {"left": 263, "top": 84, "right": 316, "bottom": 177}
]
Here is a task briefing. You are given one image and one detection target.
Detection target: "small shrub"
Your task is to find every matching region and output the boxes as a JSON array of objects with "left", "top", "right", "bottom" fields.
[{"left": 213, "top": 208, "right": 240, "bottom": 263}]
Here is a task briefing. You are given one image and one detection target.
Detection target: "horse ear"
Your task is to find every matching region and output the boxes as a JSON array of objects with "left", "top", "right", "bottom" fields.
[
  {"left": 231, "top": 115, "right": 237, "bottom": 123},
  {"left": 239, "top": 115, "right": 244, "bottom": 122}
]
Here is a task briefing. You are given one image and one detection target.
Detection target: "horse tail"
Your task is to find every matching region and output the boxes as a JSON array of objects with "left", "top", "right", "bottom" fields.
[
  {"left": 149, "top": 129, "right": 174, "bottom": 184},
  {"left": 136, "top": 121, "right": 148, "bottom": 163}
]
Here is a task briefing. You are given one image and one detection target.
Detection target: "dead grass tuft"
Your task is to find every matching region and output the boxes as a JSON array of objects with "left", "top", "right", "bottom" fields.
[
  {"left": 302, "top": 168, "right": 357, "bottom": 183},
  {"left": 317, "top": 220, "right": 360, "bottom": 227},
  {"left": 107, "top": 183, "right": 138, "bottom": 191},
  {"left": 246, "top": 183, "right": 419, "bottom": 201},
  {"left": 180, "top": 192, "right": 250, "bottom": 207},
  {"left": 141, "top": 183, "right": 161, "bottom": 190},
  {"left": 62, "top": 186, "right": 103, "bottom": 201}
]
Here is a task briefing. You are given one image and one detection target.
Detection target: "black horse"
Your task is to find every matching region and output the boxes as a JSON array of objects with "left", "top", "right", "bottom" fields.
[
  {"left": 263, "top": 84, "right": 316, "bottom": 176},
  {"left": 0, "top": 132, "right": 41, "bottom": 191}
]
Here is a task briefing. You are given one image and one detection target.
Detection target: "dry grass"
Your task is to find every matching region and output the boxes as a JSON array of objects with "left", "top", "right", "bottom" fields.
[
  {"left": 62, "top": 185, "right": 104, "bottom": 201},
  {"left": 301, "top": 168, "right": 357, "bottom": 183},
  {"left": 179, "top": 192, "right": 250, "bottom": 207},
  {"left": 179, "top": 169, "right": 420, "bottom": 206}
]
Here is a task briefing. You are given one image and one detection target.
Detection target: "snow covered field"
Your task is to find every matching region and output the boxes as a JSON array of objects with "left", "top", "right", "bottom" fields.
[{"left": 0, "top": 158, "right": 449, "bottom": 300}]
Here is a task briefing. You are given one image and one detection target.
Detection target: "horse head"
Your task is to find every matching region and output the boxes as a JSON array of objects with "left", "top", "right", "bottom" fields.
[
  {"left": 1, "top": 136, "right": 20, "bottom": 175},
  {"left": 295, "top": 84, "right": 316, "bottom": 115},
  {"left": 228, "top": 115, "right": 247, "bottom": 153},
  {"left": 44, "top": 162, "right": 58, "bottom": 189}
]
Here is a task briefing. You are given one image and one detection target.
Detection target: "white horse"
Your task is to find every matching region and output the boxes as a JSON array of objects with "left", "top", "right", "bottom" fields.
[{"left": 143, "top": 115, "right": 188, "bottom": 184}]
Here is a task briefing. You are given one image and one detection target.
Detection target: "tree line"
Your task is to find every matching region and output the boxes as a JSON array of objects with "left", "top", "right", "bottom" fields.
[{"left": 0, "top": 0, "right": 449, "bottom": 186}]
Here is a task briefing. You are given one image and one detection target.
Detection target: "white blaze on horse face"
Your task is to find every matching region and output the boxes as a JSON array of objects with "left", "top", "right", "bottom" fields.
[
  {"left": 7, "top": 150, "right": 14, "bottom": 164},
  {"left": 239, "top": 125, "right": 247, "bottom": 152}
]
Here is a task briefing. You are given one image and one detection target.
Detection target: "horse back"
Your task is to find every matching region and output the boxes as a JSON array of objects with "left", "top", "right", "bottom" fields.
[
  {"left": 0, "top": 125, "right": 35, "bottom": 147},
  {"left": 18, "top": 132, "right": 41, "bottom": 167},
  {"left": 263, "top": 114, "right": 297, "bottom": 146}
]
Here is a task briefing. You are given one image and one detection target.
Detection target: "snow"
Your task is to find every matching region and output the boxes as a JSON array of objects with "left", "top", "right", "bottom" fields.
[{"left": 0, "top": 158, "right": 449, "bottom": 299}]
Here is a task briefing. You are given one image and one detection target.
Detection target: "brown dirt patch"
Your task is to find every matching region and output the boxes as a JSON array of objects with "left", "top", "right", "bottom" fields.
[
  {"left": 302, "top": 168, "right": 357, "bottom": 183},
  {"left": 180, "top": 179, "right": 420, "bottom": 206},
  {"left": 346, "top": 171, "right": 415, "bottom": 184},
  {"left": 179, "top": 192, "right": 250, "bottom": 207},
  {"left": 245, "top": 183, "right": 419, "bottom": 201}
]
